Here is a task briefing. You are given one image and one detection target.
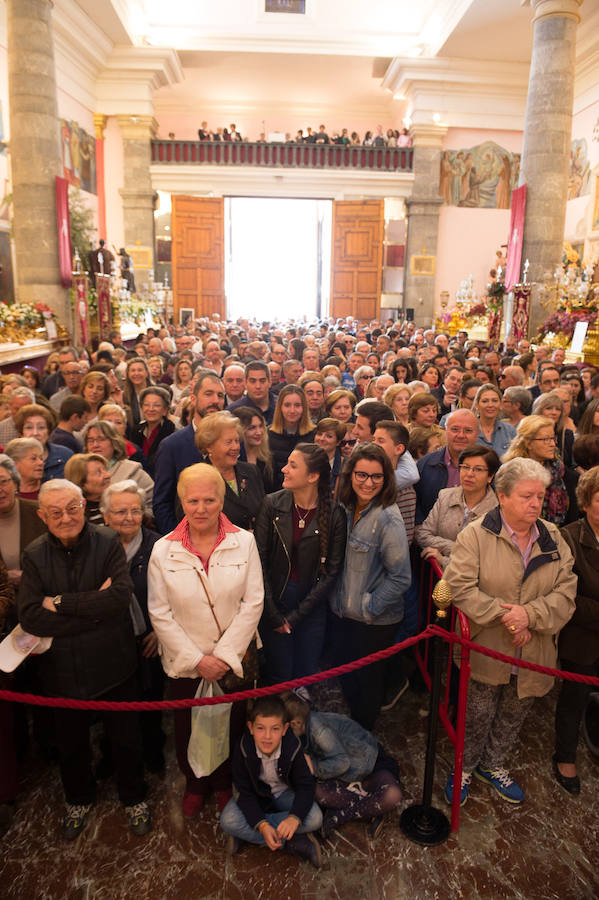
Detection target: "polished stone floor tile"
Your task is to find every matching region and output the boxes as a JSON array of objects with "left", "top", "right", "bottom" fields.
[{"left": 2, "top": 680, "right": 599, "bottom": 899}]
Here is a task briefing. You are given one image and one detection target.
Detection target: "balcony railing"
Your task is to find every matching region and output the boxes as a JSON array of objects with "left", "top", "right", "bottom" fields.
[{"left": 151, "top": 140, "right": 413, "bottom": 173}]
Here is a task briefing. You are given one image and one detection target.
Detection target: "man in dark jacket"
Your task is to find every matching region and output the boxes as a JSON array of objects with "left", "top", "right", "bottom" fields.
[
  {"left": 220, "top": 696, "right": 322, "bottom": 866},
  {"left": 18, "top": 480, "right": 151, "bottom": 840}
]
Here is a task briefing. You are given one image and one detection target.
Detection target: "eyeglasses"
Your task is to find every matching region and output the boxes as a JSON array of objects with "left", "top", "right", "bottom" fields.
[
  {"left": 0, "top": 476, "right": 15, "bottom": 488},
  {"left": 459, "top": 464, "right": 488, "bottom": 475},
  {"left": 532, "top": 436, "right": 556, "bottom": 444},
  {"left": 340, "top": 439, "right": 357, "bottom": 447},
  {"left": 109, "top": 508, "right": 143, "bottom": 519},
  {"left": 353, "top": 471, "right": 385, "bottom": 484},
  {"left": 43, "top": 500, "right": 85, "bottom": 521}
]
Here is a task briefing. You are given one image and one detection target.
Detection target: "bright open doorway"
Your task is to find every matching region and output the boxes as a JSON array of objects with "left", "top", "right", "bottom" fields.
[{"left": 225, "top": 197, "right": 332, "bottom": 322}]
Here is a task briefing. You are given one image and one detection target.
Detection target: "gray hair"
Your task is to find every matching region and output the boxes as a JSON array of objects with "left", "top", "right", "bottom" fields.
[
  {"left": 100, "top": 479, "right": 145, "bottom": 515},
  {"left": 39, "top": 479, "right": 83, "bottom": 503},
  {"left": 503, "top": 386, "right": 532, "bottom": 416},
  {"left": 494, "top": 457, "right": 550, "bottom": 496},
  {"left": 4, "top": 437, "right": 44, "bottom": 462},
  {"left": 0, "top": 453, "right": 21, "bottom": 486},
  {"left": 59, "top": 346, "right": 79, "bottom": 359},
  {"left": 532, "top": 391, "right": 566, "bottom": 431},
  {"left": 354, "top": 366, "right": 376, "bottom": 381},
  {"left": 11, "top": 386, "right": 35, "bottom": 403}
]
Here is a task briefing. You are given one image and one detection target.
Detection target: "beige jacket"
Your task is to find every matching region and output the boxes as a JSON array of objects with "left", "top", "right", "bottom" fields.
[
  {"left": 147, "top": 528, "right": 264, "bottom": 679},
  {"left": 110, "top": 459, "right": 154, "bottom": 516},
  {"left": 444, "top": 507, "right": 576, "bottom": 698},
  {"left": 416, "top": 486, "right": 498, "bottom": 569}
]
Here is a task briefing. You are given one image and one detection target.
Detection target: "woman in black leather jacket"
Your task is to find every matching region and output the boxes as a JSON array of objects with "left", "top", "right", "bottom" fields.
[{"left": 254, "top": 443, "right": 346, "bottom": 685}]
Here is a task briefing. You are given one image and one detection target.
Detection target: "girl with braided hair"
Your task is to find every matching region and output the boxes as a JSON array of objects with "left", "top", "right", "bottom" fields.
[{"left": 254, "top": 443, "right": 346, "bottom": 687}]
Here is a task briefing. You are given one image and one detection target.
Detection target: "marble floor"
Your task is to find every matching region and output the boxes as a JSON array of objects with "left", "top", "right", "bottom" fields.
[{"left": 2, "top": 678, "right": 599, "bottom": 900}]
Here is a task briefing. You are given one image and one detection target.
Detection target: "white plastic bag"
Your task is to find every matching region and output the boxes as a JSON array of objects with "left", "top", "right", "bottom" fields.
[{"left": 187, "top": 679, "right": 231, "bottom": 778}]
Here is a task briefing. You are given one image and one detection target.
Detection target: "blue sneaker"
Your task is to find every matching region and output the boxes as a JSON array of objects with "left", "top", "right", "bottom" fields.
[
  {"left": 444, "top": 770, "right": 472, "bottom": 807},
  {"left": 474, "top": 766, "right": 524, "bottom": 804}
]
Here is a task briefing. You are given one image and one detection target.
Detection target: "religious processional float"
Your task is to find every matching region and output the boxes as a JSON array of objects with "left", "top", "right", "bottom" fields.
[{"left": 435, "top": 242, "right": 599, "bottom": 364}]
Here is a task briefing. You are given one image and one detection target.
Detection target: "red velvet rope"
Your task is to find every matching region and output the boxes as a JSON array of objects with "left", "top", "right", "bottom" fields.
[
  {"left": 2, "top": 625, "right": 598, "bottom": 711},
  {"left": 0, "top": 629, "right": 430, "bottom": 710}
]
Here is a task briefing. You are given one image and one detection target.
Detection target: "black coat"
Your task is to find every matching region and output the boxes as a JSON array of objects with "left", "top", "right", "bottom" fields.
[
  {"left": 131, "top": 417, "right": 176, "bottom": 478},
  {"left": 560, "top": 517, "right": 599, "bottom": 665},
  {"left": 129, "top": 525, "right": 161, "bottom": 631},
  {"left": 267, "top": 429, "right": 316, "bottom": 490},
  {"left": 18, "top": 523, "right": 136, "bottom": 699},
  {"left": 254, "top": 489, "right": 346, "bottom": 630},
  {"left": 232, "top": 728, "right": 315, "bottom": 829},
  {"left": 220, "top": 461, "right": 265, "bottom": 532}
]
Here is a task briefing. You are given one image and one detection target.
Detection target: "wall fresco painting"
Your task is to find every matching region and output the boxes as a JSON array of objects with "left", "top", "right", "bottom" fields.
[
  {"left": 60, "top": 119, "right": 97, "bottom": 195},
  {"left": 439, "top": 141, "right": 521, "bottom": 209},
  {"left": 569, "top": 139, "right": 591, "bottom": 199}
]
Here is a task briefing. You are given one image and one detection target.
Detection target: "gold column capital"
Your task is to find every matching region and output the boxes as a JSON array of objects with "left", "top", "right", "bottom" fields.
[
  {"left": 523, "top": 0, "right": 583, "bottom": 25},
  {"left": 116, "top": 115, "right": 159, "bottom": 140},
  {"left": 93, "top": 114, "right": 107, "bottom": 140}
]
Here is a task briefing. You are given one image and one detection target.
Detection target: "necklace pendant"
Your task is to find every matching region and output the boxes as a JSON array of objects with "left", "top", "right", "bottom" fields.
[{"left": 298, "top": 519, "right": 305, "bottom": 528}]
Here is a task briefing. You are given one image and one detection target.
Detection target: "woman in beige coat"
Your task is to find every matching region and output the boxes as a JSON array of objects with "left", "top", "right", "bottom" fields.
[
  {"left": 417, "top": 445, "right": 500, "bottom": 569},
  {"left": 443, "top": 457, "right": 576, "bottom": 808}
]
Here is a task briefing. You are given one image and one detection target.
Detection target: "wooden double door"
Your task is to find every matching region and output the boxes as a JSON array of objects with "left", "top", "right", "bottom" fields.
[{"left": 171, "top": 196, "right": 383, "bottom": 321}]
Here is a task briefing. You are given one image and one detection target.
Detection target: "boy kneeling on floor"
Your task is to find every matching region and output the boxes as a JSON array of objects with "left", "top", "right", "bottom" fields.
[{"left": 220, "top": 695, "right": 323, "bottom": 867}]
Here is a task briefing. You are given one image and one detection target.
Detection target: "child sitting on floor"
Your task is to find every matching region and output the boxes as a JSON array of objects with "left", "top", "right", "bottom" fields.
[
  {"left": 220, "top": 695, "right": 323, "bottom": 867},
  {"left": 281, "top": 691, "right": 403, "bottom": 839}
]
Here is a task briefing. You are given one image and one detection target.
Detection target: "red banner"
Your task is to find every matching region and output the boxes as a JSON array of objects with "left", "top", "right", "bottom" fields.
[
  {"left": 73, "top": 274, "right": 90, "bottom": 347},
  {"left": 95, "top": 273, "right": 112, "bottom": 341},
  {"left": 55, "top": 176, "right": 72, "bottom": 287},
  {"left": 505, "top": 184, "right": 526, "bottom": 290}
]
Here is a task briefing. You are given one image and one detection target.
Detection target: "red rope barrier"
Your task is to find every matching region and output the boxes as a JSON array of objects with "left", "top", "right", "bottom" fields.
[
  {"left": 2, "top": 624, "right": 598, "bottom": 711},
  {"left": 432, "top": 626, "right": 599, "bottom": 687},
  {"left": 0, "top": 628, "right": 431, "bottom": 710}
]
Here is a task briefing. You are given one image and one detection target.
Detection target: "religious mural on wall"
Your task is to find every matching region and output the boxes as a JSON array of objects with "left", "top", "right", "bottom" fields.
[
  {"left": 569, "top": 138, "right": 591, "bottom": 199},
  {"left": 438, "top": 141, "right": 521, "bottom": 209},
  {"left": 60, "top": 119, "right": 97, "bottom": 195}
]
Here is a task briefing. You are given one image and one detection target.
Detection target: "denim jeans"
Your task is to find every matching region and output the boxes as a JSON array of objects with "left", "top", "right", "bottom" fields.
[
  {"left": 261, "top": 581, "right": 327, "bottom": 685},
  {"left": 220, "top": 789, "right": 322, "bottom": 845}
]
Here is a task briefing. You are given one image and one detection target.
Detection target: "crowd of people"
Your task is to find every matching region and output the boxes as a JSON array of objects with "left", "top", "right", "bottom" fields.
[
  {"left": 185, "top": 122, "right": 412, "bottom": 147},
  {"left": 0, "top": 313, "right": 597, "bottom": 865}
]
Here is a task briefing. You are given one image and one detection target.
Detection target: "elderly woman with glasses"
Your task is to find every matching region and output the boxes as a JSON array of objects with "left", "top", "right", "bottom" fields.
[
  {"left": 81, "top": 420, "right": 154, "bottom": 517},
  {"left": 330, "top": 443, "right": 411, "bottom": 730},
  {"left": 100, "top": 480, "right": 165, "bottom": 773},
  {"left": 503, "top": 415, "right": 579, "bottom": 526},
  {"left": 0, "top": 454, "right": 46, "bottom": 588},
  {"left": 417, "top": 445, "right": 500, "bottom": 569},
  {"left": 443, "top": 458, "right": 576, "bottom": 808}
]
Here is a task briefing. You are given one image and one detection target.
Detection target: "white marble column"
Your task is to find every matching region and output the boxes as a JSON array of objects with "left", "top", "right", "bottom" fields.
[{"left": 519, "top": 0, "right": 583, "bottom": 333}]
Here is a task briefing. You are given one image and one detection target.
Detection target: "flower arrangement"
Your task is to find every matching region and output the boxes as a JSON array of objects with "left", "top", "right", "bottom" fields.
[
  {"left": 0, "top": 300, "right": 67, "bottom": 344},
  {"left": 486, "top": 280, "right": 506, "bottom": 314}
]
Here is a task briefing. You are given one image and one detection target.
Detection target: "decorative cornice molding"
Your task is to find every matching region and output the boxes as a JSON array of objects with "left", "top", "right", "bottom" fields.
[
  {"left": 150, "top": 164, "right": 414, "bottom": 201},
  {"left": 96, "top": 47, "right": 184, "bottom": 117}
]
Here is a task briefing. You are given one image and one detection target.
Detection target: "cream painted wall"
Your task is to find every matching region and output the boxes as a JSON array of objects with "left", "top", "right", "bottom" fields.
[
  {"left": 103, "top": 116, "right": 125, "bottom": 252},
  {"left": 565, "top": 95, "right": 599, "bottom": 257},
  {"left": 435, "top": 206, "right": 512, "bottom": 312},
  {"left": 442, "top": 127, "right": 523, "bottom": 153}
]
